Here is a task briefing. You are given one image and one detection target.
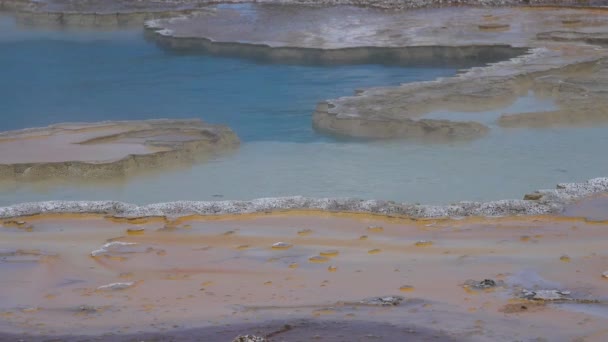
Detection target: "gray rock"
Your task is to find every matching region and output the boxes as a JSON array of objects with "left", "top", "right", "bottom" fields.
[
  {"left": 359, "top": 296, "right": 405, "bottom": 306},
  {"left": 96, "top": 282, "right": 135, "bottom": 291},
  {"left": 232, "top": 335, "right": 266, "bottom": 342},
  {"left": 90, "top": 241, "right": 138, "bottom": 257},
  {"left": 465, "top": 279, "right": 503, "bottom": 289},
  {"left": 521, "top": 289, "right": 571, "bottom": 301},
  {"left": 0, "top": 177, "right": 606, "bottom": 220}
]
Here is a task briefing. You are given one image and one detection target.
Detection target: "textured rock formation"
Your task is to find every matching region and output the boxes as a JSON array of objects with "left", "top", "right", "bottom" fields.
[
  {"left": 0, "top": 119, "right": 239, "bottom": 182},
  {"left": 6, "top": 0, "right": 214, "bottom": 28},
  {"left": 146, "top": 5, "right": 608, "bottom": 140},
  {"left": 0, "top": 177, "right": 606, "bottom": 219}
]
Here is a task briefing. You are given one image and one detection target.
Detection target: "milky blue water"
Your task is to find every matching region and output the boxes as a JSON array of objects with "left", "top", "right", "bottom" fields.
[
  {"left": 1, "top": 14, "right": 607, "bottom": 205},
  {"left": 0, "top": 16, "right": 454, "bottom": 143}
]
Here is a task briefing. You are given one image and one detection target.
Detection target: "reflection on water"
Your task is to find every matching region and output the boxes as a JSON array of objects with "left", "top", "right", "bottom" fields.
[
  {"left": 1, "top": 15, "right": 607, "bottom": 205},
  {"left": 424, "top": 92, "right": 558, "bottom": 126}
]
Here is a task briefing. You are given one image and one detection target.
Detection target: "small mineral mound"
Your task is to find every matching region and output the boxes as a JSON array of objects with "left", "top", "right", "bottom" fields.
[
  {"left": 309, "top": 255, "right": 329, "bottom": 263},
  {"left": 414, "top": 240, "right": 433, "bottom": 247},
  {"left": 359, "top": 296, "right": 404, "bottom": 306},
  {"left": 271, "top": 242, "right": 293, "bottom": 250},
  {"left": 0, "top": 119, "right": 239, "bottom": 182},
  {"left": 320, "top": 250, "right": 339, "bottom": 257}
]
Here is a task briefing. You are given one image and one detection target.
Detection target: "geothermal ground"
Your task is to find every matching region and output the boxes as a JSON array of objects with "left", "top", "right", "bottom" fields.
[
  {"left": 1, "top": 195, "right": 608, "bottom": 341},
  {"left": 1, "top": 0, "right": 608, "bottom": 341}
]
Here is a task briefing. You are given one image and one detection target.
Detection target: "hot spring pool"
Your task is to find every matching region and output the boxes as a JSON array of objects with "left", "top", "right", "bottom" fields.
[{"left": 1, "top": 14, "right": 607, "bottom": 205}]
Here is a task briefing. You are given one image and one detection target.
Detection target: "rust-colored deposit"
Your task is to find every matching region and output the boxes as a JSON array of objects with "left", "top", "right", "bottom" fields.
[{"left": 1, "top": 198, "right": 608, "bottom": 341}]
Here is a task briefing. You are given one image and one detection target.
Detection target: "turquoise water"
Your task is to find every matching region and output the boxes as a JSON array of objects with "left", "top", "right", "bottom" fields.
[
  {"left": 0, "top": 16, "right": 454, "bottom": 143},
  {"left": 1, "top": 15, "right": 608, "bottom": 205}
]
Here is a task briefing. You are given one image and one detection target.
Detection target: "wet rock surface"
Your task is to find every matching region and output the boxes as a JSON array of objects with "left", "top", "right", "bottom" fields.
[
  {"left": 232, "top": 335, "right": 266, "bottom": 342},
  {"left": 96, "top": 282, "right": 136, "bottom": 291},
  {"left": 90, "top": 241, "right": 139, "bottom": 257},
  {"left": 464, "top": 278, "right": 503, "bottom": 290},
  {"left": 358, "top": 296, "right": 405, "bottom": 306},
  {"left": 521, "top": 289, "right": 572, "bottom": 301}
]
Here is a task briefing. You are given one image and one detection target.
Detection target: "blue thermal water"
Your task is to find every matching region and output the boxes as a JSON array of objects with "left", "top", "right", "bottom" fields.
[
  {"left": 0, "top": 17, "right": 454, "bottom": 143},
  {"left": 1, "top": 15, "right": 607, "bottom": 205}
]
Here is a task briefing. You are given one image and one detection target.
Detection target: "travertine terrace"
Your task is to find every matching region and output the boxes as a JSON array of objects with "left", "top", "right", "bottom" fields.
[
  {"left": 0, "top": 119, "right": 239, "bottom": 182},
  {"left": 146, "top": 5, "right": 608, "bottom": 140},
  {"left": 1, "top": 1, "right": 608, "bottom": 340},
  {"left": 1, "top": 0, "right": 214, "bottom": 27}
]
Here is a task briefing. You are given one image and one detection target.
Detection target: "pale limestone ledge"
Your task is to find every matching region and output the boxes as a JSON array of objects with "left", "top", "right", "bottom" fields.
[
  {"left": 0, "top": 177, "right": 606, "bottom": 219},
  {"left": 0, "top": 119, "right": 239, "bottom": 182},
  {"left": 3, "top": 0, "right": 606, "bottom": 15},
  {"left": 146, "top": 5, "right": 608, "bottom": 140},
  {"left": 3, "top": 0, "right": 216, "bottom": 28}
]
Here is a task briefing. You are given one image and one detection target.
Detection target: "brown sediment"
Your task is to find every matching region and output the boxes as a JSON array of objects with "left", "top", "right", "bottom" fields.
[
  {"left": 1, "top": 202, "right": 608, "bottom": 340},
  {"left": 478, "top": 23, "right": 510, "bottom": 30},
  {"left": 6, "top": 205, "right": 608, "bottom": 228},
  {"left": 0, "top": 119, "right": 239, "bottom": 183}
]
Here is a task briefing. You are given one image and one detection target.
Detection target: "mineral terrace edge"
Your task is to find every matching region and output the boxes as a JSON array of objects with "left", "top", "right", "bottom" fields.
[{"left": 0, "top": 177, "right": 606, "bottom": 219}]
